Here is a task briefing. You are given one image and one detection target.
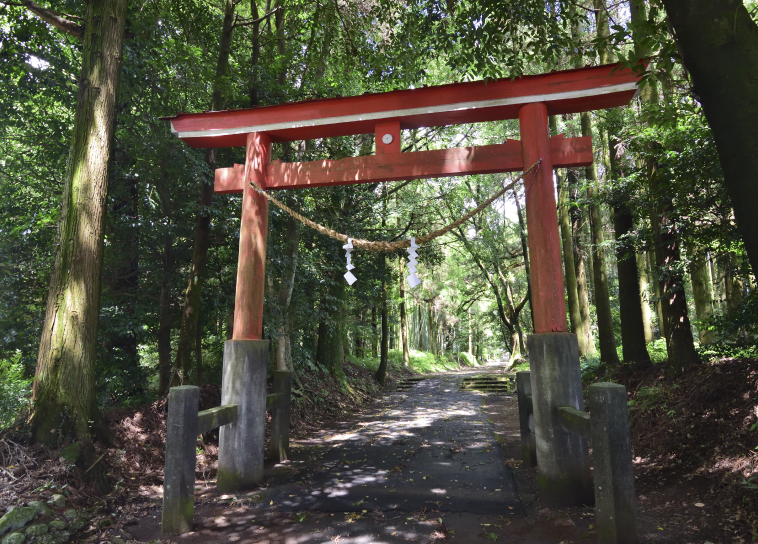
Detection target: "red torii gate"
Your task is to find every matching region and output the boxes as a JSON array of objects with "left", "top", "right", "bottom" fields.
[{"left": 166, "top": 62, "right": 641, "bottom": 502}]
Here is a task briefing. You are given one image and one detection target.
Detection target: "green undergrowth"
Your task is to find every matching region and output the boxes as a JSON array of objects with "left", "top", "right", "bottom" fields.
[
  {"left": 0, "top": 352, "right": 31, "bottom": 431},
  {"left": 510, "top": 360, "right": 530, "bottom": 373},
  {"left": 350, "top": 349, "right": 471, "bottom": 375}
]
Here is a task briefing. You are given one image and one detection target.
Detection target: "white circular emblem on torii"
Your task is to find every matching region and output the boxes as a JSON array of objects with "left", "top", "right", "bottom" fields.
[{"left": 382, "top": 133, "right": 394, "bottom": 145}]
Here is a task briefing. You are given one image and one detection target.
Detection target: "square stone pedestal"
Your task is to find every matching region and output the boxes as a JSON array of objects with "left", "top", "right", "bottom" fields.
[
  {"left": 527, "top": 332, "right": 593, "bottom": 506},
  {"left": 218, "top": 339, "right": 268, "bottom": 491}
]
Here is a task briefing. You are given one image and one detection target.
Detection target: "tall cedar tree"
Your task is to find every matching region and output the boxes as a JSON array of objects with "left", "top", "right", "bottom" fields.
[{"left": 29, "top": 0, "right": 128, "bottom": 482}]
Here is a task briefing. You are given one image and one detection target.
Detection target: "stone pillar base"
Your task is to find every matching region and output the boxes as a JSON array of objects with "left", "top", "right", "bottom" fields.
[
  {"left": 218, "top": 339, "right": 268, "bottom": 492},
  {"left": 527, "top": 332, "right": 593, "bottom": 506}
]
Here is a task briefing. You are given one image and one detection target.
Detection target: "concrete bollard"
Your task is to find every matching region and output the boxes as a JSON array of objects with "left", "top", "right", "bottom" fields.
[
  {"left": 269, "top": 370, "right": 292, "bottom": 462},
  {"left": 161, "top": 386, "right": 199, "bottom": 535},
  {"left": 516, "top": 371, "right": 537, "bottom": 467},
  {"left": 218, "top": 339, "right": 268, "bottom": 491},
  {"left": 589, "top": 383, "right": 639, "bottom": 544},
  {"left": 527, "top": 332, "right": 593, "bottom": 506}
]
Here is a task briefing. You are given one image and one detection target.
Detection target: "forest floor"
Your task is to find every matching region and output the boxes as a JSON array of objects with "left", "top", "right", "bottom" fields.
[
  {"left": 611, "top": 356, "right": 758, "bottom": 543},
  {"left": 0, "top": 355, "right": 756, "bottom": 543}
]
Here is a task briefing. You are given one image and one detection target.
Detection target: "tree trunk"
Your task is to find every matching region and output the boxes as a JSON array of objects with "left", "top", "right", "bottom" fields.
[
  {"left": 512, "top": 185, "right": 535, "bottom": 332},
  {"left": 195, "top": 313, "right": 203, "bottom": 384},
  {"left": 636, "top": 252, "right": 655, "bottom": 343},
  {"left": 650, "top": 166, "right": 699, "bottom": 378},
  {"left": 724, "top": 252, "right": 745, "bottom": 312},
  {"left": 468, "top": 308, "right": 474, "bottom": 357},
  {"left": 31, "top": 0, "right": 128, "bottom": 459},
  {"left": 172, "top": 0, "right": 236, "bottom": 384},
  {"left": 613, "top": 198, "right": 652, "bottom": 370},
  {"left": 689, "top": 247, "right": 715, "bottom": 344},
  {"left": 274, "top": 0, "right": 286, "bottom": 87},
  {"left": 504, "top": 282, "right": 526, "bottom": 363},
  {"left": 626, "top": 0, "right": 656, "bottom": 348},
  {"left": 567, "top": 170, "right": 595, "bottom": 355},
  {"left": 660, "top": 0, "right": 758, "bottom": 277},
  {"left": 249, "top": 0, "right": 261, "bottom": 106},
  {"left": 649, "top": 249, "right": 666, "bottom": 337},
  {"left": 399, "top": 260, "right": 410, "bottom": 366},
  {"left": 371, "top": 305, "right": 378, "bottom": 356},
  {"left": 157, "top": 235, "right": 174, "bottom": 396},
  {"left": 582, "top": 113, "right": 620, "bottom": 366},
  {"left": 375, "top": 267, "right": 389, "bottom": 385},
  {"left": 428, "top": 303, "right": 437, "bottom": 356},
  {"left": 417, "top": 304, "right": 424, "bottom": 351},
  {"left": 630, "top": 0, "right": 698, "bottom": 375},
  {"left": 155, "top": 179, "right": 175, "bottom": 396},
  {"left": 355, "top": 309, "right": 364, "bottom": 358},
  {"left": 551, "top": 107, "right": 586, "bottom": 358},
  {"left": 556, "top": 167, "right": 588, "bottom": 354},
  {"left": 608, "top": 118, "right": 651, "bottom": 369},
  {"left": 316, "top": 278, "right": 346, "bottom": 382},
  {"left": 274, "top": 213, "right": 301, "bottom": 371}
]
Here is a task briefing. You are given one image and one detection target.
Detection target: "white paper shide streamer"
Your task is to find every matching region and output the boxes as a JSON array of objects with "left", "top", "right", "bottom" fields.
[
  {"left": 406, "top": 237, "right": 421, "bottom": 288},
  {"left": 343, "top": 237, "right": 357, "bottom": 285}
]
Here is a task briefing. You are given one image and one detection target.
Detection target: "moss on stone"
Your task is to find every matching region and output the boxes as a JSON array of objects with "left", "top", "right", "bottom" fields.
[
  {"left": 1, "top": 532, "right": 26, "bottom": 544},
  {"left": 0, "top": 507, "right": 36, "bottom": 536},
  {"left": 26, "top": 502, "right": 51, "bottom": 517},
  {"left": 24, "top": 524, "right": 48, "bottom": 537},
  {"left": 58, "top": 443, "right": 82, "bottom": 464}
]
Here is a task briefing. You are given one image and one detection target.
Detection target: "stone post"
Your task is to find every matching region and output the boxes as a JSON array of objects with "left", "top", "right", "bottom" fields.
[
  {"left": 527, "top": 332, "right": 593, "bottom": 505},
  {"left": 269, "top": 370, "right": 292, "bottom": 462},
  {"left": 589, "top": 382, "right": 639, "bottom": 544},
  {"left": 161, "top": 386, "right": 199, "bottom": 535},
  {"left": 218, "top": 339, "right": 268, "bottom": 491},
  {"left": 516, "top": 371, "right": 537, "bottom": 467}
]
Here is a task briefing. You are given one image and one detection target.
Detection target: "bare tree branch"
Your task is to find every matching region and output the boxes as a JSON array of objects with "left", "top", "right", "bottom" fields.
[
  {"left": 6, "top": 0, "right": 84, "bottom": 39},
  {"left": 232, "top": 5, "right": 281, "bottom": 28}
]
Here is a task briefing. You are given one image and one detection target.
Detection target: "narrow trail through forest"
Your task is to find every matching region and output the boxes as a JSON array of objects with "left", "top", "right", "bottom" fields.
[{"left": 130, "top": 366, "right": 595, "bottom": 543}]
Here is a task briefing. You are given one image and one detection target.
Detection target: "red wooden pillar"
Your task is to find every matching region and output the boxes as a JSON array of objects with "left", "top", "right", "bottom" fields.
[
  {"left": 233, "top": 132, "right": 270, "bottom": 339},
  {"left": 518, "top": 103, "right": 568, "bottom": 333}
]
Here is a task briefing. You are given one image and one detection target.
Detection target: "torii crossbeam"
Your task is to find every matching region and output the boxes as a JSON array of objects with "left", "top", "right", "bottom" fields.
[{"left": 165, "top": 62, "right": 642, "bottom": 503}]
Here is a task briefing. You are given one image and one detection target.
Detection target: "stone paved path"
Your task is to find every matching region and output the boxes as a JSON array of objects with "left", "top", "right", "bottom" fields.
[
  {"left": 130, "top": 367, "right": 596, "bottom": 543},
  {"left": 256, "top": 373, "right": 522, "bottom": 517}
]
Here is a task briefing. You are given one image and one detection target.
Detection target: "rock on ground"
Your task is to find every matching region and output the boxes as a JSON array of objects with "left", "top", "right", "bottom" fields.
[
  {"left": 0, "top": 507, "right": 36, "bottom": 536},
  {"left": 24, "top": 524, "right": 47, "bottom": 537},
  {"left": 26, "top": 502, "right": 51, "bottom": 518},
  {"left": 1, "top": 533, "right": 25, "bottom": 544},
  {"left": 49, "top": 496, "right": 66, "bottom": 510}
]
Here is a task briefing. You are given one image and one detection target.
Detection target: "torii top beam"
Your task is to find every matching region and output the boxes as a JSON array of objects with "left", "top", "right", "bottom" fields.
[{"left": 166, "top": 63, "right": 640, "bottom": 149}]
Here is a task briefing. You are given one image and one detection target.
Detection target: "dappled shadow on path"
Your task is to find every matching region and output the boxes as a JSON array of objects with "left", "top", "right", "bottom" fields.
[
  {"left": 249, "top": 378, "right": 522, "bottom": 516},
  {"left": 131, "top": 373, "right": 540, "bottom": 543}
]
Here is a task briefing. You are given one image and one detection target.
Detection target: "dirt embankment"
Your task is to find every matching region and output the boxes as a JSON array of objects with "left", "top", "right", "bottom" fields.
[{"left": 615, "top": 357, "right": 758, "bottom": 542}]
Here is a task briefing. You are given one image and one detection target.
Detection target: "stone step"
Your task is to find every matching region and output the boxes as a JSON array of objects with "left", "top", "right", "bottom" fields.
[{"left": 461, "top": 380, "right": 512, "bottom": 386}]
